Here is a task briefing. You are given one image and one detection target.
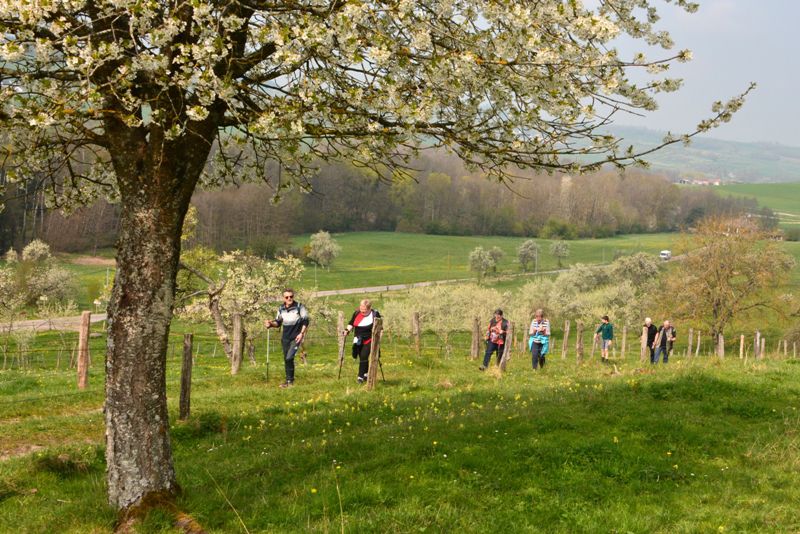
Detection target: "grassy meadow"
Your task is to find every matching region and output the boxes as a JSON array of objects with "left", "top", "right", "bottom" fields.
[
  {"left": 292, "top": 232, "right": 681, "bottom": 290},
  {"left": 1, "top": 227, "right": 798, "bottom": 532},
  {"left": 2, "top": 327, "right": 800, "bottom": 533},
  {"left": 718, "top": 182, "right": 800, "bottom": 228}
]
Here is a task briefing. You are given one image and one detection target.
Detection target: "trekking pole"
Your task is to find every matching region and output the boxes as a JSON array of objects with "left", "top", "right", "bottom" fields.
[
  {"left": 265, "top": 328, "right": 270, "bottom": 381},
  {"left": 337, "top": 329, "right": 346, "bottom": 380},
  {"left": 378, "top": 354, "right": 385, "bottom": 382}
]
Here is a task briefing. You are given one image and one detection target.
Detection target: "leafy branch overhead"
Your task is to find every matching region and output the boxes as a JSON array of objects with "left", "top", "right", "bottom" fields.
[{"left": 1, "top": 0, "right": 753, "bottom": 207}]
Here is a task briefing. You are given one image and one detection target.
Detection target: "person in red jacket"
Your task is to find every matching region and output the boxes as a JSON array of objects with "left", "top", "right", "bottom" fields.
[
  {"left": 343, "top": 299, "right": 382, "bottom": 383},
  {"left": 480, "top": 309, "right": 508, "bottom": 371}
]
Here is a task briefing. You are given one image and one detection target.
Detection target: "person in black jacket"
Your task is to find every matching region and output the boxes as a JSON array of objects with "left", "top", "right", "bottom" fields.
[
  {"left": 343, "top": 299, "right": 382, "bottom": 383},
  {"left": 653, "top": 320, "right": 677, "bottom": 364},
  {"left": 644, "top": 317, "right": 658, "bottom": 364},
  {"left": 265, "top": 288, "right": 310, "bottom": 388}
]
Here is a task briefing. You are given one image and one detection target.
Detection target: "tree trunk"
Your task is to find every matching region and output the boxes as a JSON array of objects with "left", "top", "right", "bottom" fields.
[{"left": 105, "top": 171, "right": 196, "bottom": 512}]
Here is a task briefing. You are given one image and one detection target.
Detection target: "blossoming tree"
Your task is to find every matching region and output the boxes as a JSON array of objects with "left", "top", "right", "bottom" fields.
[{"left": 0, "top": 0, "right": 752, "bottom": 514}]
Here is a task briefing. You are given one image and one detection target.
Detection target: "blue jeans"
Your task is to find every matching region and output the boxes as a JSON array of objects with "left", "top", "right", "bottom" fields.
[
  {"left": 483, "top": 342, "right": 503, "bottom": 367},
  {"left": 282, "top": 339, "right": 300, "bottom": 382},
  {"left": 531, "top": 342, "right": 545, "bottom": 369},
  {"left": 653, "top": 346, "right": 669, "bottom": 364}
]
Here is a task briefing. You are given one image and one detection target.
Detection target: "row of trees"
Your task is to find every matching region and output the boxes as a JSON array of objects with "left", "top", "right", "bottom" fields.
[
  {"left": 468, "top": 240, "right": 571, "bottom": 280},
  {"left": 2, "top": 159, "right": 774, "bottom": 255},
  {"left": 384, "top": 217, "right": 796, "bottom": 349}
]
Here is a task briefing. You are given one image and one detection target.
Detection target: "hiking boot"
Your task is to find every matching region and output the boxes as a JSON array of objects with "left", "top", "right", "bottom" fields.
[
  {"left": 357, "top": 376, "right": 366, "bottom": 384},
  {"left": 278, "top": 381, "right": 294, "bottom": 388},
  {"left": 479, "top": 366, "right": 486, "bottom": 371}
]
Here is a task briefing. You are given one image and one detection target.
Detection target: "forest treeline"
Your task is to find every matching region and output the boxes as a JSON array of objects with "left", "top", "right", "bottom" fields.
[{"left": 0, "top": 152, "right": 774, "bottom": 254}]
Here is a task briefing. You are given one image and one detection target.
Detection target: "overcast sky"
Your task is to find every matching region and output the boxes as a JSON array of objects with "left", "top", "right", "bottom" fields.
[{"left": 612, "top": 0, "right": 800, "bottom": 146}]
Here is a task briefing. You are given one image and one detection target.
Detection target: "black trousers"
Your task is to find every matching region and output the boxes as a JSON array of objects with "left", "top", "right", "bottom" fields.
[{"left": 352, "top": 340, "right": 372, "bottom": 379}]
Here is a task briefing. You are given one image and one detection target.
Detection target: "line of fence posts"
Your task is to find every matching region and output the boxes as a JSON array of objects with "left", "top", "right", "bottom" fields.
[{"left": 20, "top": 309, "right": 796, "bottom": 393}]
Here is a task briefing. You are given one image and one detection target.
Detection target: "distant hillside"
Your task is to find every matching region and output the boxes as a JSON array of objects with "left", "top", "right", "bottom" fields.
[
  {"left": 718, "top": 182, "right": 800, "bottom": 228},
  {"left": 608, "top": 126, "right": 800, "bottom": 183}
]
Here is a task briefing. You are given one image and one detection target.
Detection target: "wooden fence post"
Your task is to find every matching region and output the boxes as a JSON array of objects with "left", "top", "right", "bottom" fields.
[
  {"left": 621, "top": 326, "right": 627, "bottom": 360},
  {"left": 561, "top": 320, "right": 570, "bottom": 360},
  {"left": 717, "top": 334, "right": 725, "bottom": 360},
  {"left": 231, "top": 313, "right": 243, "bottom": 375},
  {"left": 471, "top": 317, "right": 480, "bottom": 360},
  {"left": 760, "top": 337, "right": 766, "bottom": 360},
  {"left": 687, "top": 328, "right": 694, "bottom": 358},
  {"left": 76, "top": 311, "right": 91, "bottom": 390},
  {"left": 794, "top": 342, "right": 797, "bottom": 359},
  {"left": 337, "top": 311, "right": 346, "bottom": 379},
  {"left": 499, "top": 321, "right": 514, "bottom": 372},
  {"left": 247, "top": 339, "right": 257, "bottom": 366},
  {"left": 179, "top": 333, "right": 193, "bottom": 421},
  {"left": 412, "top": 312, "right": 421, "bottom": 356},
  {"left": 783, "top": 339, "right": 788, "bottom": 358},
  {"left": 695, "top": 331, "right": 701, "bottom": 358},
  {"left": 754, "top": 331, "right": 761, "bottom": 360},
  {"left": 640, "top": 325, "right": 647, "bottom": 363},
  {"left": 366, "top": 318, "right": 383, "bottom": 390},
  {"left": 739, "top": 335, "right": 745, "bottom": 359},
  {"left": 576, "top": 322, "right": 584, "bottom": 363}
]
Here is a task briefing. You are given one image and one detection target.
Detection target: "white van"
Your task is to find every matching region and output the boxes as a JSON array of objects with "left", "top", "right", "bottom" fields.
[{"left": 659, "top": 250, "right": 672, "bottom": 261}]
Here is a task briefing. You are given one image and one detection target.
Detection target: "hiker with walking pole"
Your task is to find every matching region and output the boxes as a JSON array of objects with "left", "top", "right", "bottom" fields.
[
  {"left": 594, "top": 315, "right": 614, "bottom": 363},
  {"left": 342, "top": 299, "right": 382, "bottom": 384},
  {"left": 528, "top": 308, "right": 550, "bottom": 370},
  {"left": 264, "top": 288, "right": 309, "bottom": 388}
]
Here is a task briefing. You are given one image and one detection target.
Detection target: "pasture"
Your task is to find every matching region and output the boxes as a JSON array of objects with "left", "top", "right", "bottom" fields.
[
  {"left": 291, "top": 232, "right": 680, "bottom": 290},
  {"left": 718, "top": 182, "right": 800, "bottom": 228},
  {"left": 2, "top": 327, "right": 800, "bottom": 533}
]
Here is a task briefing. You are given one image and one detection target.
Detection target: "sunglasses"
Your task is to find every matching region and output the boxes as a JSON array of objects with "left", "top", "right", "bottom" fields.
[{"left": 283, "top": 295, "right": 294, "bottom": 300}]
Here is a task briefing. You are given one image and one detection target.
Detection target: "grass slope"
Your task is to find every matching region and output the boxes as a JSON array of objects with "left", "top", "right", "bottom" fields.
[
  {"left": 718, "top": 182, "right": 800, "bottom": 228},
  {"left": 2, "top": 330, "right": 800, "bottom": 533},
  {"left": 293, "top": 232, "right": 679, "bottom": 290}
]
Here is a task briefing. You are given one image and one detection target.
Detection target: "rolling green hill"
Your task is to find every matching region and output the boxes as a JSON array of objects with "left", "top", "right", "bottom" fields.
[
  {"left": 718, "top": 182, "right": 800, "bottom": 227},
  {"left": 609, "top": 126, "right": 800, "bottom": 183},
  {"left": 293, "top": 232, "right": 680, "bottom": 290}
]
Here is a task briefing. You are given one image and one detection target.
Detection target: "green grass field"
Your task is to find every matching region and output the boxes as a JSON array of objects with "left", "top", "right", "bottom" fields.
[
  {"left": 718, "top": 182, "right": 800, "bottom": 228},
  {"left": 1, "top": 329, "right": 800, "bottom": 533},
  {"left": 293, "top": 232, "right": 680, "bottom": 290}
]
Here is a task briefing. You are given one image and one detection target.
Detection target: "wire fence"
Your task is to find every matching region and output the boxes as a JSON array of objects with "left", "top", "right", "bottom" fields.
[{"left": 0, "top": 318, "right": 796, "bottom": 374}]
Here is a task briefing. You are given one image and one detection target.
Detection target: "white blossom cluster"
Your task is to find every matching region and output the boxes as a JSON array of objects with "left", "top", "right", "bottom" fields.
[
  {"left": 0, "top": 240, "right": 75, "bottom": 307},
  {"left": 0, "top": 0, "right": 750, "bottom": 206}
]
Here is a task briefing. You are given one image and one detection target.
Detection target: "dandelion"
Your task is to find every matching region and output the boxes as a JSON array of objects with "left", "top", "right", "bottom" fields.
[{"left": 311, "top": 488, "right": 318, "bottom": 494}]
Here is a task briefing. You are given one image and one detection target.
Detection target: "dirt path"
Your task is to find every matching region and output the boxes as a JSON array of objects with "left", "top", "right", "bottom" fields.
[{"left": 0, "top": 313, "right": 107, "bottom": 333}]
